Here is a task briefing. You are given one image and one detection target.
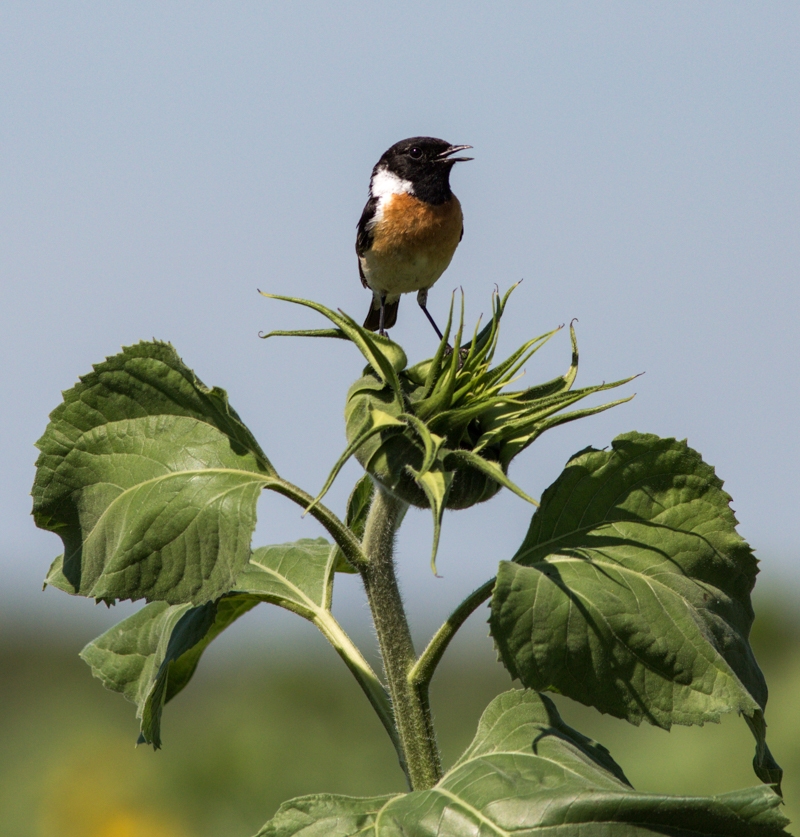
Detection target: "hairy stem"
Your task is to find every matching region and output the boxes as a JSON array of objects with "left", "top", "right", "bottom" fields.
[
  {"left": 410, "top": 578, "right": 496, "bottom": 688},
  {"left": 266, "top": 477, "right": 368, "bottom": 568},
  {"left": 262, "top": 478, "right": 404, "bottom": 765},
  {"left": 360, "top": 488, "right": 442, "bottom": 790},
  {"left": 313, "top": 611, "right": 406, "bottom": 778}
]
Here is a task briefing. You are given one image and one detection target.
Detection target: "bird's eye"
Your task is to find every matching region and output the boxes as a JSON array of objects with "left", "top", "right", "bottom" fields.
[{"left": 408, "top": 146, "right": 423, "bottom": 159}]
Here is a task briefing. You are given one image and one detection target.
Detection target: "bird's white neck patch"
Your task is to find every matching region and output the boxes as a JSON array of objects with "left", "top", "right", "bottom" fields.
[{"left": 370, "top": 166, "right": 414, "bottom": 202}]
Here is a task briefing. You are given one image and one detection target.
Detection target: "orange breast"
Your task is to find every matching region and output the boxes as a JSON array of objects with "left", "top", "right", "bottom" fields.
[
  {"left": 361, "top": 193, "right": 464, "bottom": 296},
  {"left": 371, "top": 193, "right": 463, "bottom": 258}
]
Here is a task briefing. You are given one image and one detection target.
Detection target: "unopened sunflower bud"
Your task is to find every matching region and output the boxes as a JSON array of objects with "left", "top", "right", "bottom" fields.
[{"left": 261, "top": 286, "right": 636, "bottom": 572}]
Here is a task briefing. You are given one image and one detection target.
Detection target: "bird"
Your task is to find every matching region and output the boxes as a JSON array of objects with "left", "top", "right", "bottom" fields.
[{"left": 356, "top": 136, "right": 473, "bottom": 338}]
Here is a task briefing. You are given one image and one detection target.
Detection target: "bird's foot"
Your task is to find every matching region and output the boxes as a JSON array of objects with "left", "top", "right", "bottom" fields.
[{"left": 443, "top": 344, "right": 470, "bottom": 368}]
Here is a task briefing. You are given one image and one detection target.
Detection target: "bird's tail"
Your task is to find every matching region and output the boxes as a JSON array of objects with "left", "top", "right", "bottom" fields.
[{"left": 363, "top": 297, "right": 399, "bottom": 332}]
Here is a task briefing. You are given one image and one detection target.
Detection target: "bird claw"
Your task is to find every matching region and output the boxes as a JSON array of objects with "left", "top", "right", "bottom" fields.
[{"left": 443, "top": 344, "right": 470, "bottom": 369}]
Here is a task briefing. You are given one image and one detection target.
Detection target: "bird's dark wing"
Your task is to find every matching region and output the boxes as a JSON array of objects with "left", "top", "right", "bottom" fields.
[
  {"left": 356, "top": 195, "right": 378, "bottom": 289},
  {"left": 356, "top": 196, "right": 378, "bottom": 258}
]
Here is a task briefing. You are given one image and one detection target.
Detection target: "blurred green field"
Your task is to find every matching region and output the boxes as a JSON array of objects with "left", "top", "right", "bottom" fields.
[{"left": 1, "top": 591, "right": 797, "bottom": 837}]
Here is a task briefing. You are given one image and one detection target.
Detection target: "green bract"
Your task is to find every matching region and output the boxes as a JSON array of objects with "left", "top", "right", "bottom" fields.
[{"left": 260, "top": 286, "right": 635, "bottom": 571}]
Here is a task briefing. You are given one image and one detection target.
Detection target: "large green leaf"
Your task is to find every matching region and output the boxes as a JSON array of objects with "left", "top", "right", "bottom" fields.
[
  {"left": 80, "top": 539, "right": 339, "bottom": 747},
  {"left": 255, "top": 690, "right": 788, "bottom": 836},
  {"left": 32, "top": 341, "right": 276, "bottom": 605},
  {"left": 490, "top": 432, "right": 780, "bottom": 788},
  {"left": 81, "top": 595, "right": 256, "bottom": 748},
  {"left": 80, "top": 539, "right": 391, "bottom": 750}
]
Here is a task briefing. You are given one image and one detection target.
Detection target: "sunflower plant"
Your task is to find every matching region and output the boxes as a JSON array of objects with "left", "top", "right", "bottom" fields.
[{"left": 31, "top": 288, "right": 787, "bottom": 836}]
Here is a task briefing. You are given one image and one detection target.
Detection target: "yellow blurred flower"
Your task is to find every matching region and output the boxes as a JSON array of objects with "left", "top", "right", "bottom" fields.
[{"left": 38, "top": 741, "right": 189, "bottom": 837}]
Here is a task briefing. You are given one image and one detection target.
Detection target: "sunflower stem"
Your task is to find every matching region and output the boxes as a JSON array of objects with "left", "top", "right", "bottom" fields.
[{"left": 359, "top": 487, "right": 442, "bottom": 790}]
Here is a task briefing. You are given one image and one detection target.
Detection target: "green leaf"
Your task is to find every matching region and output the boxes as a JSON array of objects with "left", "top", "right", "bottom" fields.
[
  {"left": 444, "top": 448, "right": 539, "bottom": 507},
  {"left": 236, "top": 538, "right": 339, "bottom": 614},
  {"left": 255, "top": 794, "right": 398, "bottom": 837},
  {"left": 80, "top": 538, "right": 343, "bottom": 747},
  {"left": 259, "top": 292, "right": 408, "bottom": 397},
  {"left": 309, "top": 406, "right": 404, "bottom": 517},
  {"left": 490, "top": 432, "right": 780, "bottom": 788},
  {"left": 407, "top": 463, "right": 453, "bottom": 577},
  {"left": 332, "top": 475, "right": 375, "bottom": 573},
  {"left": 746, "top": 710, "right": 785, "bottom": 791},
  {"left": 43, "top": 554, "right": 77, "bottom": 595},
  {"left": 32, "top": 341, "right": 276, "bottom": 605},
  {"left": 81, "top": 595, "right": 256, "bottom": 748},
  {"left": 344, "top": 475, "right": 375, "bottom": 541},
  {"left": 255, "top": 690, "right": 788, "bottom": 836}
]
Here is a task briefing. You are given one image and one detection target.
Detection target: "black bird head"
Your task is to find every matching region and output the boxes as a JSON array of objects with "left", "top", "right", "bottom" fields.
[{"left": 372, "top": 136, "right": 473, "bottom": 204}]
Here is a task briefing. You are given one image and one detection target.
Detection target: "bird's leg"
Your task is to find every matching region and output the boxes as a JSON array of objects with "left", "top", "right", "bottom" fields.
[
  {"left": 417, "top": 288, "right": 468, "bottom": 367},
  {"left": 416, "top": 289, "right": 445, "bottom": 341},
  {"left": 379, "top": 293, "right": 387, "bottom": 336}
]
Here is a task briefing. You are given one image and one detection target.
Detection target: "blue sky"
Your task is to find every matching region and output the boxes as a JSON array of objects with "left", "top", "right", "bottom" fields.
[{"left": 1, "top": 2, "right": 798, "bottom": 642}]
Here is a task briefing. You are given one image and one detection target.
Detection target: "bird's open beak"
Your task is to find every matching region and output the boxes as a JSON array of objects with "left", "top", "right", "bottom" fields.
[{"left": 437, "top": 144, "right": 473, "bottom": 163}]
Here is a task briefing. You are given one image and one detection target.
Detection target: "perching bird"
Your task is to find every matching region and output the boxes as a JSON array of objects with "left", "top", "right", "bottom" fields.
[{"left": 356, "top": 136, "right": 472, "bottom": 337}]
